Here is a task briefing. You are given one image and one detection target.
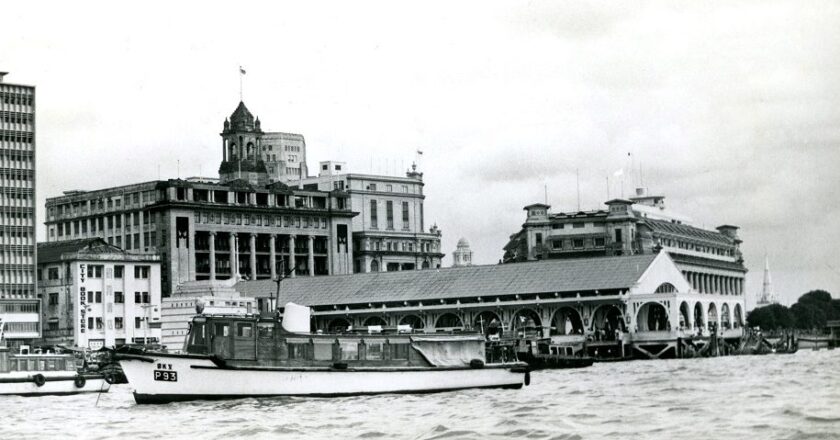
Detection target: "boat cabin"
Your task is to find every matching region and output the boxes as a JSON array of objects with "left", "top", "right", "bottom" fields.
[
  {"left": 183, "top": 314, "right": 486, "bottom": 368},
  {"left": 0, "top": 346, "right": 79, "bottom": 374}
]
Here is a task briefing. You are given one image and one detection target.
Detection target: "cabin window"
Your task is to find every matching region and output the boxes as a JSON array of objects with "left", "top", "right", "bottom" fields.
[
  {"left": 257, "top": 324, "right": 274, "bottom": 339},
  {"left": 365, "top": 341, "right": 384, "bottom": 360},
  {"left": 237, "top": 323, "right": 253, "bottom": 338},
  {"left": 288, "top": 343, "right": 309, "bottom": 360},
  {"left": 214, "top": 323, "right": 229, "bottom": 337},
  {"left": 313, "top": 341, "right": 334, "bottom": 361},
  {"left": 191, "top": 323, "right": 206, "bottom": 344},
  {"left": 390, "top": 343, "right": 409, "bottom": 360},
  {"left": 340, "top": 341, "right": 359, "bottom": 360}
]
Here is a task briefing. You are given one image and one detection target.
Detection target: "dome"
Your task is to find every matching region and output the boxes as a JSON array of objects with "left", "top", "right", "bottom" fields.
[{"left": 456, "top": 237, "right": 470, "bottom": 248}]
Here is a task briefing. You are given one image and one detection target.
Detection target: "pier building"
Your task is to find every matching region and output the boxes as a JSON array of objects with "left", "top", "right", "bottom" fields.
[
  {"left": 299, "top": 161, "right": 444, "bottom": 273},
  {"left": 503, "top": 188, "right": 747, "bottom": 306},
  {"left": 36, "top": 238, "right": 162, "bottom": 349},
  {"left": 231, "top": 251, "right": 746, "bottom": 359}
]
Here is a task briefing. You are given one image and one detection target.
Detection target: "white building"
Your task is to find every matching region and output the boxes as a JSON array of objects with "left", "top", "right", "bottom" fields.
[
  {"left": 37, "top": 239, "right": 162, "bottom": 349},
  {"left": 300, "top": 161, "right": 444, "bottom": 273},
  {"left": 452, "top": 237, "right": 473, "bottom": 267}
]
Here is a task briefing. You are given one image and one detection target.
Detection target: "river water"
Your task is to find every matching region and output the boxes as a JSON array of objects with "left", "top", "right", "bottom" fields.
[{"left": 4, "top": 349, "right": 839, "bottom": 440}]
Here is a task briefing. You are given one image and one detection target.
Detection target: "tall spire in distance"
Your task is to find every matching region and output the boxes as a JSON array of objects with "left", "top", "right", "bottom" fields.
[{"left": 758, "top": 254, "right": 776, "bottom": 305}]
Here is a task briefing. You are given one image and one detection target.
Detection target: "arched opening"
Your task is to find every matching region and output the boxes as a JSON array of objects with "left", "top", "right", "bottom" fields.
[
  {"left": 363, "top": 316, "right": 388, "bottom": 328},
  {"left": 327, "top": 318, "right": 351, "bottom": 333},
  {"left": 229, "top": 143, "right": 237, "bottom": 159},
  {"left": 679, "top": 301, "right": 691, "bottom": 329},
  {"left": 655, "top": 283, "right": 677, "bottom": 293},
  {"left": 721, "top": 303, "right": 731, "bottom": 329},
  {"left": 473, "top": 311, "right": 503, "bottom": 337},
  {"left": 550, "top": 307, "right": 584, "bottom": 335},
  {"left": 511, "top": 309, "right": 542, "bottom": 338},
  {"left": 693, "top": 302, "right": 705, "bottom": 330},
  {"left": 246, "top": 142, "right": 255, "bottom": 159},
  {"left": 421, "top": 260, "right": 430, "bottom": 269},
  {"left": 434, "top": 313, "right": 464, "bottom": 331},
  {"left": 637, "top": 302, "right": 670, "bottom": 332},
  {"left": 733, "top": 303, "right": 744, "bottom": 328},
  {"left": 591, "top": 304, "right": 626, "bottom": 336},
  {"left": 399, "top": 315, "right": 425, "bottom": 331},
  {"left": 707, "top": 303, "right": 718, "bottom": 331},
  {"left": 370, "top": 260, "right": 379, "bottom": 272}
]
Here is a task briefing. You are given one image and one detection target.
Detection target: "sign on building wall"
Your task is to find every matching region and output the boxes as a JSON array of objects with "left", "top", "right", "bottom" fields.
[{"left": 79, "top": 263, "right": 86, "bottom": 334}]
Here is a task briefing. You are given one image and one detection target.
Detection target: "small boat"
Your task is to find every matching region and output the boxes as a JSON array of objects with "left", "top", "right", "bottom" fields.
[
  {"left": 490, "top": 338, "right": 594, "bottom": 370},
  {"left": 0, "top": 339, "right": 111, "bottom": 397},
  {"left": 115, "top": 303, "right": 529, "bottom": 404}
]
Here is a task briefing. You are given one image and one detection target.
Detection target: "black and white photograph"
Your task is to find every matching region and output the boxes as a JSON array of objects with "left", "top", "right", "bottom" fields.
[{"left": 1, "top": 1, "right": 838, "bottom": 438}]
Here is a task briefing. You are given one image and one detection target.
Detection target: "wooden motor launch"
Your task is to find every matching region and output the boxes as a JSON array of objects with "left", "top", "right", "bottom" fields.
[{"left": 115, "top": 303, "right": 529, "bottom": 404}]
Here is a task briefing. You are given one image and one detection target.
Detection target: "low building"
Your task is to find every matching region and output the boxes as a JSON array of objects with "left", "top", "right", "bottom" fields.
[
  {"left": 161, "top": 279, "right": 256, "bottom": 351},
  {"left": 36, "top": 239, "right": 162, "bottom": 349},
  {"left": 234, "top": 251, "right": 746, "bottom": 359},
  {"left": 300, "top": 161, "right": 444, "bottom": 273}
]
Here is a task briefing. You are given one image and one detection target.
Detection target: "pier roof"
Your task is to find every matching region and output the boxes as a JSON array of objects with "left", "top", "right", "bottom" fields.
[{"left": 235, "top": 254, "right": 657, "bottom": 306}]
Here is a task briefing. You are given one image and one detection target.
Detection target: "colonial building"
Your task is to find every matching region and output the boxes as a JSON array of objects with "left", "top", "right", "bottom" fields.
[
  {"left": 0, "top": 72, "right": 37, "bottom": 300},
  {"left": 300, "top": 161, "right": 444, "bottom": 273},
  {"left": 233, "top": 252, "right": 746, "bottom": 359},
  {"left": 36, "top": 239, "right": 162, "bottom": 349},
  {"left": 452, "top": 237, "right": 473, "bottom": 267},
  {"left": 44, "top": 102, "right": 357, "bottom": 296},
  {"left": 503, "top": 188, "right": 748, "bottom": 301}
]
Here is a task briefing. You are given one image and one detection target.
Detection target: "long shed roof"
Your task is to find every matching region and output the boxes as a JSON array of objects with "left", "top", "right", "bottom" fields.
[{"left": 234, "top": 254, "right": 657, "bottom": 306}]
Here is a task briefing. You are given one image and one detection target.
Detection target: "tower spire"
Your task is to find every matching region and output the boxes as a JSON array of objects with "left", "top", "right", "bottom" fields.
[{"left": 758, "top": 254, "right": 775, "bottom": 305}]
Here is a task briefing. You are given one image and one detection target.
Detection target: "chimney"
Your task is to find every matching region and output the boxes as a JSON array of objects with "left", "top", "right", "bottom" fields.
[{"left": 0, "top": 72, "right": 8, "bottom": 83}]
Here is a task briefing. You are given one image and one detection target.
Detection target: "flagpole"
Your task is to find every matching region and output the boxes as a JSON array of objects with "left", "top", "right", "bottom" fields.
[{"left": 239, "top": 66, "right": 243, "bottom": 101}]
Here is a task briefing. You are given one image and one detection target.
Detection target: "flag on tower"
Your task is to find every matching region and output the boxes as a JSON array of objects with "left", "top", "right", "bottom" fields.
[
  {"left": 613, "top": 168, "right": 624, "bottom": 177},
  {"left": 417, "top": 149, "right": 423, "bottom": 155},
  {"left": 240, "top": 66, "right": 246, "bottom": 75}
]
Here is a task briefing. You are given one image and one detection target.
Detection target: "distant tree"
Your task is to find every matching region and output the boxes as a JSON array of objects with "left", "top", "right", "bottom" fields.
[{"left": 747, "top": 304, "right": 792, "bottom": 330}]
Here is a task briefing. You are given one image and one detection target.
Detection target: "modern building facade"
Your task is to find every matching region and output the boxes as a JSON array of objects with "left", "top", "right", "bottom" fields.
[
  {"left": 503, "top": 188, "right": 748, "bottom": 305},
  {"left": 300, "top": 161, "right": 444, "bottom": 273},
  {"left": 37, "top": 239, "right": 162, "bottom": 349},
  {"left": 0, "top": 72, "right": 36, "bottom": 300},
  {"left": 44, "top": 102, "right": 357, "bottom": 296}
]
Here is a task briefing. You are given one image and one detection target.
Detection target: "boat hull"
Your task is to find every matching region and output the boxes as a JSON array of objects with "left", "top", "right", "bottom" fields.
[
  {"left": 0, "top": 373, "right": 110, "bottom": 396},
  {"left": 119, "top": 353, "right": 527, "bottom": 404}
]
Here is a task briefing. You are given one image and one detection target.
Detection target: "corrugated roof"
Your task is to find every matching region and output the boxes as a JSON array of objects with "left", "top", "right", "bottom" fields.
[
  {"left": 234, "top": 254, "right": 658, "bottom": 306},
  {"left": 37, "top": 238, "right": 124, "bottom": 263},
  {"left": 644, "top": 218, "right": 733, "bottom": 245}
]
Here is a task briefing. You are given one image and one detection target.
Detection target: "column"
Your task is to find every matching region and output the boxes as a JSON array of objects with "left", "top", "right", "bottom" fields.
[
  {"left": 308, "top": 235, "right": 315, "bottom": 276},
  {"left": 269, "top": 234, "right": 277, "bottom": 279},
  {"left": 289, "top": 235, "right": 296, "bottom": 278},
  {"left": 139, "top": 210, "right": 145, "bottom": 251},
  {"left": 229, "top": 233, "right": 238, "bottom": 278},
  {"left": 249, "top": 233, "right": 257, "bottom": 281},
  {"left": 209, "top": 231, "right": 216, "bottom": 280}
]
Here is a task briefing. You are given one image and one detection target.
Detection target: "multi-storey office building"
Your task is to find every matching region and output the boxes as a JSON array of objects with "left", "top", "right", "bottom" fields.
[
  {"left": 301, "top": 161, "right": 444, "bottom": 273},
  {"left": 37, "top": 239, "right": 162, "bottom": 349},
  {"left": 503, "top": 188, "right": 747, "bottom": 321},
  {"left": 0, "top": 72, "right": 36, "bottom": 300},
  {"left": 44, "top": 101, "right": 356, "bottom": 297}
]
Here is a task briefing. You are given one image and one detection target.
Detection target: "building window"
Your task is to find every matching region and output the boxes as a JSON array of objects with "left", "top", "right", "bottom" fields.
[
  {"left": 551, "top": 240, "right": 562, "bottom": 250},
  {"left": 115, "top": 291, "right": 124, "bottom": 303},
  {"left": 368, "top": 183, "right": 377, "bottom": 191},
  {"left": 552, "top": 224, "right": 564, "bottom": 229},
  {"left": 115, "top": 317, "right": 123, "bottom": 329},
  {"left": 48, "top": 292, "right": 59, "bottom": 305},
  {"left": 95, "top": 291, "right": 102, "bottom": 303},
  {"left": 594, "top": 237, "right": 606, "bottom": 247},
  {"left": 88, "top": 317, "right": 94, "bottom": 329},
  {"left": 87, "top": 265, "right": 103, "bottom": 278},
  {"left": 402, "top": 202, "right": 409, "bottom": 230},
  {"left": 114, "top": 265, "right": 124, "bottom": 278},
  {"left": 386, "top": 201, "right": 394, "bottom": 230},
  {"left": 48, "top": 268, "right": 59, "bottom": 280},
  {"left": 134, "top": 266, "right": 150, "bottom": 279},
  {"left": 573, "top": 239, "right": 584, "bottom": 249},
  {"left": 135, "top": 317, "right": 142, "bottom": 329},
  {"left": 572, "top": 223, "right": 585, "bottom": 229},
  {"left": 96, "top": 318, "right": 103, "bottom": 330}
]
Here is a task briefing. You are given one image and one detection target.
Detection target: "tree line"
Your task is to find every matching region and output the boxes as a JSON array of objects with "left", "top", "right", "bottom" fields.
[{"left": 746, "top": 290, "right": 840, "bottom": 331}]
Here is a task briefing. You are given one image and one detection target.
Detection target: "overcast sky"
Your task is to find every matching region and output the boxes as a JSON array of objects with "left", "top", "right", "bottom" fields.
[{"left": 2, "top": 1, "right": 838, "bottom": 307}]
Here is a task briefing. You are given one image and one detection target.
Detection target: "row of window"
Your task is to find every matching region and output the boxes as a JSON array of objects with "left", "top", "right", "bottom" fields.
[
  {"left": 550, "top": 237, "right": 607, "bottom": 250},
  {"left": 195, "top": 211, "right": 328, "bottom": 230},
  {"left": 0, "top": 92, "right": 34, "bottom": 106},
  {"left": 0, "top": 303, "right": 38, "bottom": 313},
  {"left": 0, "top": 111, "right": 33, "bottom": 124},
  {"left": 84, "top": 265, "right": 150, "bottom": 279},
  {"left": 85, "top": 316, "right": 146, "bottom": 330},
  {"left": 0, "top": 130, "right": 34, "bottom": 143},
  {"left": 369, "top": 200, "right": 414, "bottom": 231}
]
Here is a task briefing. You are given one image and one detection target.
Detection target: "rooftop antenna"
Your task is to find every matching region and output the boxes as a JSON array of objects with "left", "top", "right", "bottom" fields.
[
  {"left": 177, "top": 160, "right": 180, "bottom": 179},
  {"left": 544, "top": 183, "right": 548, "bottom": 205},
  {"left": 576, "top": 168, "right": 581, "bottom": 211}
]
